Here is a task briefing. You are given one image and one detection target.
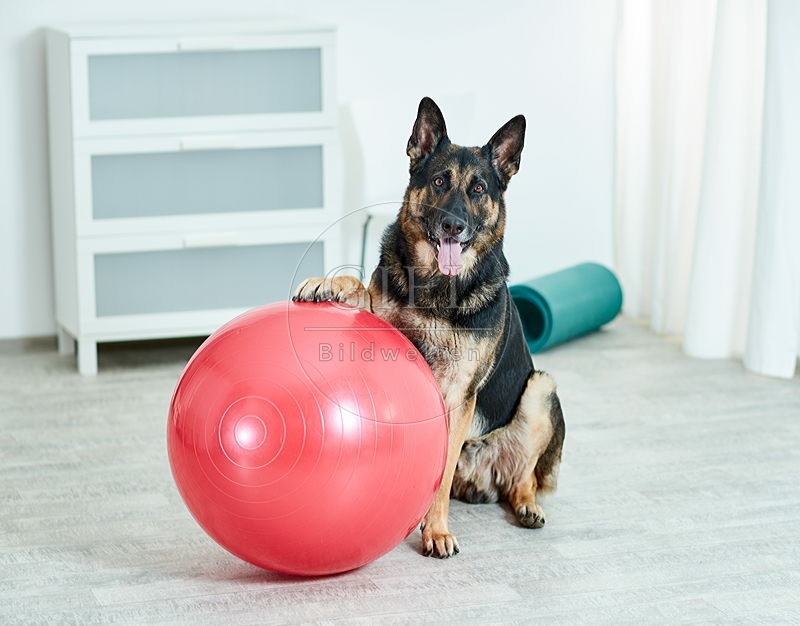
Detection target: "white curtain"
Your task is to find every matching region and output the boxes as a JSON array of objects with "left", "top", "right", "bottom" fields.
[{"left": 615, "top": 0, "right": 800, "bottom": 379}]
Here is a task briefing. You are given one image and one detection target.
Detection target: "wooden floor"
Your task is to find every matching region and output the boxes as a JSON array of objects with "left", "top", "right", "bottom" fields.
[{"left": 2, "top": 318, "right": 799, "bottom": 624}]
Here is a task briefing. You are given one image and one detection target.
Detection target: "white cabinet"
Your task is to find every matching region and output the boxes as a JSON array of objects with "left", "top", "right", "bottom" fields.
[{"left": 46, "top": 21, "right": 340, "bottom": 374}]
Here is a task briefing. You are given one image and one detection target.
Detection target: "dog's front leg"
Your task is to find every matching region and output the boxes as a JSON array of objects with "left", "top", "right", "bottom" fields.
[{"left": 420, "top": 395, "right": 476, "bottom": 558}]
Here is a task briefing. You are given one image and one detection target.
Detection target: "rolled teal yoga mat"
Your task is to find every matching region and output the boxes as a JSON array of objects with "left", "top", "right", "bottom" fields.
[{"left": 510, "top": 262, "right": 623, "bottom": 353}]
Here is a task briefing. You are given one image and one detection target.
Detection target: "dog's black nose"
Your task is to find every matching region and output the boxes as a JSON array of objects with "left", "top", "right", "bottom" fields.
[{"left": 442, "top": 218, "right": 466, "bottom": 237}]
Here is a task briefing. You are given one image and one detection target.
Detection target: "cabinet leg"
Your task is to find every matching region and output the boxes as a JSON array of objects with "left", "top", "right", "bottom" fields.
[
  {"left": 57, "top": 326, "right": 76, "bottom": 356},
  {"left": 77, "top": 339, "right": 98, "bottom": 376}
]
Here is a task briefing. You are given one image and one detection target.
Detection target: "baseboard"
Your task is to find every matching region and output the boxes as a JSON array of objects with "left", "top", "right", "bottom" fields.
[{"left": 0, "top": 335, "right": 57, "bottom": 355}]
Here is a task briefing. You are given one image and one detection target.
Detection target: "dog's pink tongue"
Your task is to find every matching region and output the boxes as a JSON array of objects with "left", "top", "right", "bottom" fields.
[{"left": 437, "top": 238, "right": 462, "bottom": 275}]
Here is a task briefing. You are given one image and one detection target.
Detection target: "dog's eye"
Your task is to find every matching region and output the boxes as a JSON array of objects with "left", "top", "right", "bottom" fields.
[
  {"left": 433, "top": 176, "right": 445, "bottom": 188},
  {"left": 473, "top": 183, "right": 485, "bottom": 194}
]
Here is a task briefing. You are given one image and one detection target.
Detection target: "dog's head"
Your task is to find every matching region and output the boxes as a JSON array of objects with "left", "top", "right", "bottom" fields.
[{"left": 400, "top": 97, "right": 525, "bottom": 277}]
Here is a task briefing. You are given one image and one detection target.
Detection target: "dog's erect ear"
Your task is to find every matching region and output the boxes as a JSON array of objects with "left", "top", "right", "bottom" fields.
[
  {"left": 407, "top": 97, "right": 448, "bottom": 168},
  {"left": 487, "top": 115, "right": 526, "bottom": 186}
]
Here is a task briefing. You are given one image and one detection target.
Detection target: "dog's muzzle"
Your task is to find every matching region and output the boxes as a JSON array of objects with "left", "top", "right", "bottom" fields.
[{"left": 430, "top": 214, "right": 471, "bottom": 276}]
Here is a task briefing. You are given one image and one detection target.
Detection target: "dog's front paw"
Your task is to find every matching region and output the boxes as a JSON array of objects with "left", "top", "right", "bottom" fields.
[
  {"left": 292, "top": 276, "right": 370, "bottom": 309},
  {"left": 515, "top": 502, "right": 546, "bottom": 529},
  {"left": 420, "top": 522, "right": 460, "bottom": 558}
]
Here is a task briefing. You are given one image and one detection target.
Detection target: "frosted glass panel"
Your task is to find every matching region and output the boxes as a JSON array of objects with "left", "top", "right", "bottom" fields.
[
  {"left": 88, "top": 48, "right": 322, "bottom": 120},
  {"left": 91, "top": 146, "right": 323, "bottom": 219},
  {"left": 94, "top": 242, "right": 323, "bottom": 316}
]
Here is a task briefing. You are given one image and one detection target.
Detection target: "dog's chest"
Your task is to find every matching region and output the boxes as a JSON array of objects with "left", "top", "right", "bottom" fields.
[{"left": 379, "top": 305, "right": 494, "bottom": 405}]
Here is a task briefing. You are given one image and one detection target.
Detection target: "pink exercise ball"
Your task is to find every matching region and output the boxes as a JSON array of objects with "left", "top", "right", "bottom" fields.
[{"left": 167, "top": 301, "right": 447, "bottom": 576}]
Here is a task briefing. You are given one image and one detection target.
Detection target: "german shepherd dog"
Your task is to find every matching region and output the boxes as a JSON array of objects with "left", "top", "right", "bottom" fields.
[{"left": 294, "top": 97, "right": 565, "bottom": 558}]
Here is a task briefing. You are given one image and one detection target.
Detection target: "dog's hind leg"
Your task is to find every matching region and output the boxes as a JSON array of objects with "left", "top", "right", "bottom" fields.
[{"left": 452, "top": 371, "right": 564, "bottom": 528}]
